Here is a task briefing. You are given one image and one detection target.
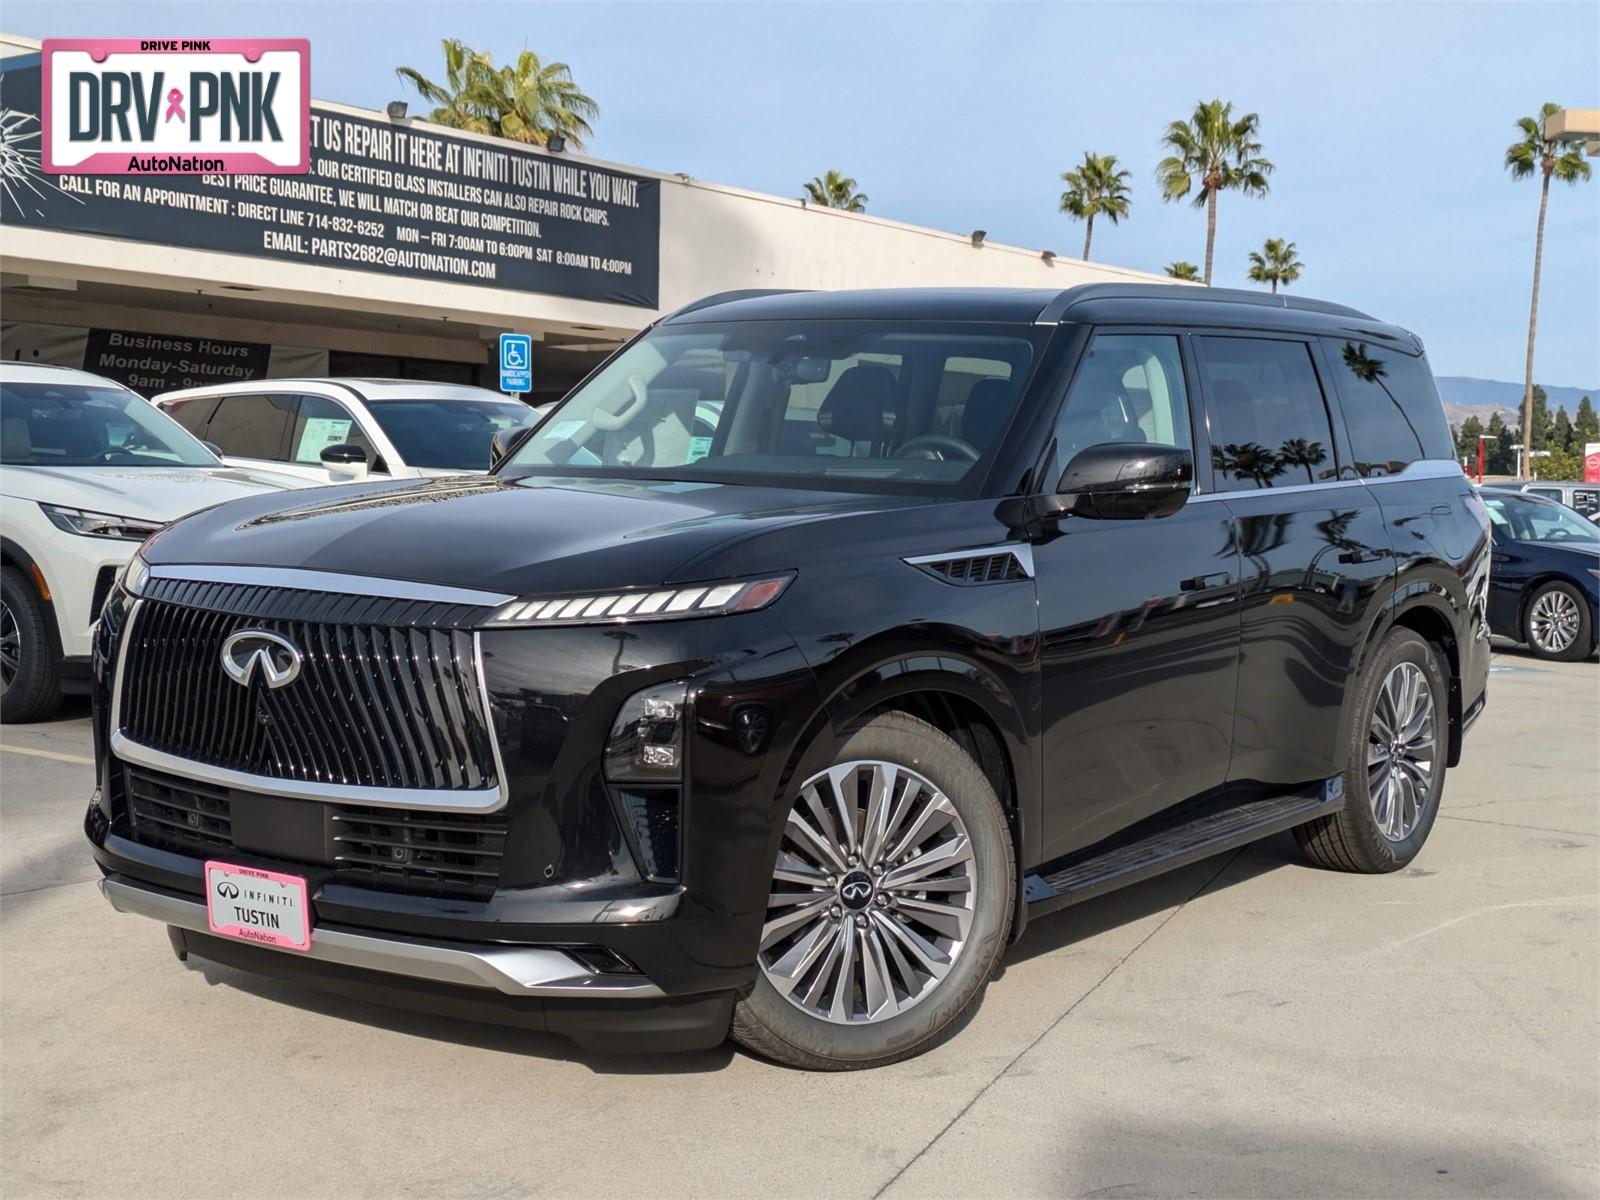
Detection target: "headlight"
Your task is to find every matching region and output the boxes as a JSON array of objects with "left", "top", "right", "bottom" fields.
[
  {"left": 120, "top": 549, "right": 151, "bottom": 597},
  {"left": 486, "top": 574, "right": 792, "bottom": 627},
  {"left": 605, "top": 681, "right": 688, "bottom": 783},
  {"left": 40, "top": 504, "right": 162, "bottom": 541}
]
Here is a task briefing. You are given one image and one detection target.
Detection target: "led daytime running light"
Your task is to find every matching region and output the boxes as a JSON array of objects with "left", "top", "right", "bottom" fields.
[{"left": 489, "top": 575, "right": 791, "bottom": 626}]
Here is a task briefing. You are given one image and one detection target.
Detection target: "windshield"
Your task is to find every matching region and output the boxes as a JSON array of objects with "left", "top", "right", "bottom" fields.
[
  {"left": 364, "top": 398, "right": 539, "bottom": 471},
  {"left": 1, "top": 380, "right": 217, "bottom": 467},
  {"left": 502, "top": 321, "right": 1041, "bottom": 494},
  {"left": 1485, "top": 494, "right": 1600, "bottom": 544}
]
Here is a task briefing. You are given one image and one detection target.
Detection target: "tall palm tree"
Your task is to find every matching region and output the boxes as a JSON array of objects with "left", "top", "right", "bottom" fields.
[
  {"left": 1156, "top": 98, "right": 1273, "bottom": 285},
  {"left": 1058, "top": 151, "right": 1132, "bottom": 260},
  {"left": 803, "top": 170, "right": 867, "bottom": 211},
  {"left": 1506, "top": 103, "right": 1592, "bottom": 477},
  {"left": 1246, "top": 237, "right": 1303, "bottom": 294},
  {"left": 396, "top": 40, "right": 598, "bottom": 148},
  {"left": 1166, "top": 261, "right": 1201, "bottom": 281}
]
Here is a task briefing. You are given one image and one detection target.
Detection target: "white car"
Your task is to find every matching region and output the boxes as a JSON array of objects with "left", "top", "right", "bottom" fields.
[
  {"left": 155, "top": 378, "right": 546, "bottom": 483},
  {"left": 1, "top": 364, "right": 307, "bottom": 722}
]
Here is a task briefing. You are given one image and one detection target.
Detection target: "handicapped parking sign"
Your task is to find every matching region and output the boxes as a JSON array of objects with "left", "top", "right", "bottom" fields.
[{"left": 499, "top": 333, "right": 532, "bottom": 394}]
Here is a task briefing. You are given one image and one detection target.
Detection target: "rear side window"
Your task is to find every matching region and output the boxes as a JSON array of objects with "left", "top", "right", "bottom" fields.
[
  {"left": 1321, "top": 339, "right": 1454, "bottom": 476},
  {"left": 163, "top": 396, "right": 221, "bottom": 436},
  {"left": 205, "top": 394, "right": 293, "bottom": 460},
  {"left": 1196, "top": 336, "right": 1337, "bottom": 490}
]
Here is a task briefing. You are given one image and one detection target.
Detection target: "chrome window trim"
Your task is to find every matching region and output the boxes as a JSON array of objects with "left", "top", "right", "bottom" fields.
[
  {"left": 1186, "top": 459, "right": 1464, "bottom": 503},
  {"left": 146, "top": 564, "right": 513, "bottom": 608},
  {"left": 903, "top": 542, "right": 1035, "bottom": 579},
  {"left": 99, "top": 878, "right": 663, "bottom": 998},
  {"left": 109, "top": 598, "right": 509, "bottom": 813}
]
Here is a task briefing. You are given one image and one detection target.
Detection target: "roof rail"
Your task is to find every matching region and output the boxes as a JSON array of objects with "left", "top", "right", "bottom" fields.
[
  {"left": 1039, "top": 282, "right": 1375, "bottom": 323},
  {"left": 663, "top": 288, "right": 810, "bottom": 320}
]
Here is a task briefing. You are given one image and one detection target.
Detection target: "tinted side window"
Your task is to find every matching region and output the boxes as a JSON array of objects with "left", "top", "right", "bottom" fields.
[
  {"left": 289, "top": 395, "right": 376, "bottom": 466},
  {"left": 164, "top": 396, "right": 220, "bottom": 436},
  {"left": 205, "top": 395, "right": 293, "bottom": 460},
  {"left": 1052, "top": 333, "right": 1192, "bottom": 481},
  {"left": 1322, "top": 338, "right": 1453, "bottom": 476},
  {"left": 1197, "top": 337, "right": 1336, "bottom": 491}
]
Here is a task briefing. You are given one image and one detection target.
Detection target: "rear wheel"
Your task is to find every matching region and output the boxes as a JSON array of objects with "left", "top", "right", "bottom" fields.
[
  {"left": 0, "top": 567, "right": 63, "bottom": 724},
  {"left": 1296, "top": 627, "right": 1447, "bottom": 873},
  {"left": 731, "top": 711, "right": 1014, "bottom": 1070},
  {"left": 1523, "top": 581, "right": 1591, "bottom": 662}
]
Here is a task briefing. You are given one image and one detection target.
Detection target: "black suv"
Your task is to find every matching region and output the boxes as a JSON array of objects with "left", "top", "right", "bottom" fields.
[{"left": 87, "top": 285, "right": 1490, "bottom": 1069}]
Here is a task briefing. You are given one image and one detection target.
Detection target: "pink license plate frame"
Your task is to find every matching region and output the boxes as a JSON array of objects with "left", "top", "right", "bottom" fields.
[{"left": 204, "top": 860, "right": 312, "bottom": 952}]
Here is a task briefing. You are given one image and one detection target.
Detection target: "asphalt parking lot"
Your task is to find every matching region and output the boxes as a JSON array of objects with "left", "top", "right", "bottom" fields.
[{"left": 1, "top": 644, "right": 1595, "bottom": 1199}]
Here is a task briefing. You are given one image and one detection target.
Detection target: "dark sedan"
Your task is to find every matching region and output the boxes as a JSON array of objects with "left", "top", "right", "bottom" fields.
[{"left": 1481, "top": 488, "right": 1600, "bottom": 661}]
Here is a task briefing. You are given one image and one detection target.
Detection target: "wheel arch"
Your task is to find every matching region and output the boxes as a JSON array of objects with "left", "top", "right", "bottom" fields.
[{"left": 1367, "top": 586, "right": 1465, "bottom": 767}]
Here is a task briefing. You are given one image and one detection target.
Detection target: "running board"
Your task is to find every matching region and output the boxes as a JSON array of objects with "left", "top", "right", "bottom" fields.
[{"left": 1023, "top": 778, "right": 1344, "bottom": 916}]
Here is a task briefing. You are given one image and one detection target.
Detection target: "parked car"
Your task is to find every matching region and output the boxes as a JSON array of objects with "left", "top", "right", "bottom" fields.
[
  {"left": 89, "top": 284, "right": 1490, "bottom": 1069},
  {"left": 0, "top": 364, "right": 305, "bottom": 722},
  {"left": 1512, "top": 480, "right": 1600, "bottom": 524},
  {"left": 1480, "top": 487, "right": 1599, "bottom": 661},
  {"left": 155, "top": 378, "right": 545, "bottom": 483}
]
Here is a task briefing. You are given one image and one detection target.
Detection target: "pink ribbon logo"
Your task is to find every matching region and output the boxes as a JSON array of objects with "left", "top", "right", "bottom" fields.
[{"left": 164, "top": 87, "right": 185, "bottom": 123}]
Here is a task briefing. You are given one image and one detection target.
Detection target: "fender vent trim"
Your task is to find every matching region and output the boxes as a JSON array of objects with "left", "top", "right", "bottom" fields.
[{"left": 904, "top": 543, "right": 1034, "bottom": 585}]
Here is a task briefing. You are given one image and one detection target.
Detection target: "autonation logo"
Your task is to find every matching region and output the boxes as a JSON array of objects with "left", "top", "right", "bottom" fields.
[{"left": 41, "top": 38, "right": 308, "bottom": 175}]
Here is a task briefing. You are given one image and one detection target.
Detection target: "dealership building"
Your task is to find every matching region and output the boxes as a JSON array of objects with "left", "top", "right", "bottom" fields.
[{"left": 0, "top": 33, "right": 1173, "bottom": 402}]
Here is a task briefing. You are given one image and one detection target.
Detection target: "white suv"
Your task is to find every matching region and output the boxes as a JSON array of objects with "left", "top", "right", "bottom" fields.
[
  {"left": 1, "top": 364, "right": 305, "bottom": 722},
  {"left": 155, "top": 378, "right": 545, "bottom": 483}
]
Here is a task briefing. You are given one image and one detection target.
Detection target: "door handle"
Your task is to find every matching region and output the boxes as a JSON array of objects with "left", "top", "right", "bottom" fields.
[{"left": 1180, "top": 571, "right": 1234, "bottom": 592}]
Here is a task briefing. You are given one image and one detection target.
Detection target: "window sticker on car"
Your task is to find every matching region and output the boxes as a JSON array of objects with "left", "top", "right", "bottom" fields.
[
  {"left": 686, "top": 436, "right": 714, "bottom": 463},
  {"left": 543, "top": 419, "right": 585, "bottom": 440},
  {"left": 295, "top": 417, "right": 354, "bottom": 462}
]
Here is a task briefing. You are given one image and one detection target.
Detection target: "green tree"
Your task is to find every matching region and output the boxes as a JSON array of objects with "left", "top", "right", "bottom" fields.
[
  {"left": 803, "top": 170, "right": 868, "bottom": 211},
  {"left": 1538, "top": 446, "right": 1582, "bottom": 480},
  {"left": 397, "top": 39, "right": 598, "bottom": 148},
  {"left": 1156, "top": 98, "right": 1273, "bottom": 285},
  {"left": 1506, "top": 103, "right": 1593, "bottom": 474},
  {"left": 1574, "top": 396, "right": 1598, "bottom": 447},
  {"left": 1457, "top": 414, "right": 1484, "bottom": 463},
  {"left": 1166, "top": 261, "right": 1201, "bottom": 280},
  {"left": 1486, "top": 411, "right": 1516, "bottom": 475},
  {"left": 1514, "top": 384, "right": 1553, "bottom": 454},
  {"left": 1553, "top": 406, "right": 1574, "bottom": 452},
  {"left": 1059, "top": 151, "right": 1132, "bottom": 261},
  {"left": 1246, "top": 237, "right": 1303, "bottom": 294}
]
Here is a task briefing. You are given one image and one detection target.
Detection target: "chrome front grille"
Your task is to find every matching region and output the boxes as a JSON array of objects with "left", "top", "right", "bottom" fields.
[{"left": 115, "top": 584, "right": 500, "bottom": 797}]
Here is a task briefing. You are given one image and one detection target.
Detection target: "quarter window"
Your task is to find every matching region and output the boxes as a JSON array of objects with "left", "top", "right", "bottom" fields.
[
  {"left": 1322, "top": 338, "right": 1453, "bottom": 476},
  {"left": 204, "top": 394, "right": 293, "bottom": 461},
  {"left": 1052, "top": 333, "right": 1192, "bottom": 481},
  {"left": 1197, "top": 337, "right": 1337, "bottom": 491}
]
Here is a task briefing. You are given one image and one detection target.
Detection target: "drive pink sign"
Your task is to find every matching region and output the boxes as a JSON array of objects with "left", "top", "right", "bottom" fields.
[{"left": 41, "top": 38, "right": 309, "bottom": 175}]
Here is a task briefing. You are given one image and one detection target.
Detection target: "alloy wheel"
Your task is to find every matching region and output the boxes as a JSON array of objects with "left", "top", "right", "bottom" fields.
[
  {"left": 0, "top": 600, "right": 19, "bottom": 694},
  {"left": 758, "top": 759, "right": 976, "bottom": 1025},
  {"left": 1367, "top": 661, "right": 1436, "bottom": 842},
  {"left": 1529, "top": 589, "right": 1581, "bottom": 655}
]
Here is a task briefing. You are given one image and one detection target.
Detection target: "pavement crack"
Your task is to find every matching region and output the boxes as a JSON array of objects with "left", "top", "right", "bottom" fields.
[
  {"left": 1440, "top": 814, "right": 1597, "bottom": 838},
  {"left": 871, "top": 850, "right": 1244, "bottom": 1199},
  {"left": 0, "top": 876, "right": 99, "bottom": 900}
]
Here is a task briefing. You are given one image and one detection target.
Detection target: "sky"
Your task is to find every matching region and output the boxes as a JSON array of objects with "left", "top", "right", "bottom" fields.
[{"left": 7, "top": 0, "right": 1599, "bottom": 389}]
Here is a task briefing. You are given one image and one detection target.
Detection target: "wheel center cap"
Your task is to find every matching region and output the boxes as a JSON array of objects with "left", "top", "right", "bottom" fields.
[{"left": 838, "top": 868, "right": 875, "bottom": 911}]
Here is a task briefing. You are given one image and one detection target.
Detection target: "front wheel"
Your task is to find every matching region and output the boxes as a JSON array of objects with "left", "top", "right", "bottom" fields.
[
  {"left": 1, "top": 567, "right": 63, "bottom": 724},
  {"left": 1523, "top": 581, "right": 1592, "bottom": 662},
  {"left": 1296, "top": 627, "right": 1448, "bottom": 873},
  {"left": 731, "top": 711, "right": 1014, "bottom": 1070}
]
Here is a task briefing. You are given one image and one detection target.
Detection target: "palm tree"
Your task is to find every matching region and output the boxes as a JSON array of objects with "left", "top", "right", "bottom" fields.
[
  {"left": 1156, "top": 99, "right": 1273, "bottom": 285},
  {"left": 1506, "top": 103, "right": 1592, "bottom": 477},
  {"left": 1166, "top": 261, "right": 1201, "bottom": 281},
  {"left": 1058, "top": 151, "right": 1132, "bottom": 260},
  {"left": 396, "top": 39, "right": 598, "bottom": 148},
  {"left": 1246, "top": 237, "right": 1303, "bottom": 294},
  {"left": 803, "top": 170, "right": 867, "bottom": 211}
]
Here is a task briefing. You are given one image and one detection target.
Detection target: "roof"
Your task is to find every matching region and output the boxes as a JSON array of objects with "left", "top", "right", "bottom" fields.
[
  {"left": 153, "top": 378, "right": 521, "bottom": 404},
  {"left": 0, "top": 362, "right": 138, "bottom": 389},
  {"left": 664, "top": 283, "right": 1418, "bottom": 348}
]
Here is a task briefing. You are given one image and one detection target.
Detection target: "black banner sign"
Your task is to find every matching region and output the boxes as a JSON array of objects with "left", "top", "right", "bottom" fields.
[
  {"left": 0, "top": 60, "right": 660, "bottom": 307},
  {"left": 83, "top": 328, "right": 269, "bottom": 395}
]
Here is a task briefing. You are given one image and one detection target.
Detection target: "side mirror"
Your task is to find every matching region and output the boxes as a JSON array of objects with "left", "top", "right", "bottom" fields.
[
  {"left": 490, "top": 425, "right": 536, "bottom": 470},
  {"left": 320, "top": 443, "right": 369, "bottom": 481},
  {"left": 1046, "top": 442, "right": 1193, "bottom": 520}
]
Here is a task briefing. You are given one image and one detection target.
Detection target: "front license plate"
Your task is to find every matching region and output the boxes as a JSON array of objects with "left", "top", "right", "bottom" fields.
[{"left": 204, "top": 861, "right": 311, "bottom": 952}]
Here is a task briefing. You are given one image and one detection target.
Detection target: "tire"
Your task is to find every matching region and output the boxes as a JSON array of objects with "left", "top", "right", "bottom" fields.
[
  {"left": 1295, "top": 627, "right": 1448, "bottom": 873},
  {"left": 0, "top": 566, "right": 63, "bottom": 724},
  {"left": 1522, "top": 580, "right": 1592, "bottom": 662},
  {"left": 731, "top": 711, "right": 1015, "bottom": 1070}
]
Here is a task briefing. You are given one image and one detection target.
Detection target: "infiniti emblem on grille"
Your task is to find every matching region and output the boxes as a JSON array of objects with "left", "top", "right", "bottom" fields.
[{"left": 220, "top": 630, "right": 303, "bottom": 690}]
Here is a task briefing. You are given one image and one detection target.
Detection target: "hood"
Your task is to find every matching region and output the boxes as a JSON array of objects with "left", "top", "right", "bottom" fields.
[
  {"left": 1, "top": 464, "right": 305, "bottom": 522},
  {"left": 142, "top": 474, "right": 929, "bottom": 597}
]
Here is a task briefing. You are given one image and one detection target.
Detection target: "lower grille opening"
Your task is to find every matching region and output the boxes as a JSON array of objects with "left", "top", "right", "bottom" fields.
[{"left": 128, "top": 769, "right": 233, "bottom": 854}]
